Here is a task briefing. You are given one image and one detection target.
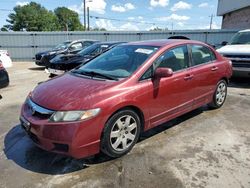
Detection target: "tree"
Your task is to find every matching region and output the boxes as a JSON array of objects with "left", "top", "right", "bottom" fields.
[
  {"left": 150, "top": 27, "right": 168, "bottom": 31},
  {"left": 54, "top": 7, "right": 84, "bottom": 31},
  {"left": 91, "top": 27, "right": 107, "bottom": 31},
  {"left": 1, "top": 27, "right": 8, "bottom": 32},
  {"left": 4, "top": 2, "right": 60, "bottom": 31}
]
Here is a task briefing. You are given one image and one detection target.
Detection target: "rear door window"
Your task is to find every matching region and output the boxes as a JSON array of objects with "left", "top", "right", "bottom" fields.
[
  {"left": 155, "top": 45, "right": 189, "bottom": 72},
  {"left": 191, "top": 45, "right": 216, "bottom": 66}
]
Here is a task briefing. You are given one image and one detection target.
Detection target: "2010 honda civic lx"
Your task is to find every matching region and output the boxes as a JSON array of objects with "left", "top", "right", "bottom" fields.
[{"left": 20, "top": 40, "right": 232, "bottom": 159}]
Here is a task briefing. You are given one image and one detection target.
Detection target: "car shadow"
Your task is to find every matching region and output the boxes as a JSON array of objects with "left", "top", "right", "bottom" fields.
[
  {"left": 28, "top": 67, "right": 45, "bottom": 71},
  {"left": 229, "top": 77, "right": 250, "bottom": 89},
  {"left": 3, "top": 107, "right": 205, "bottom": 175}
]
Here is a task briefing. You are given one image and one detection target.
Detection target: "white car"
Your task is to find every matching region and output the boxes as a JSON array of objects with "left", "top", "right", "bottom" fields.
[
  {"left": 217, "top": 29, "right": 250, "bottom": 77},
  {"left": 0, "top": 50, "right": 13, "bottom": 68}
]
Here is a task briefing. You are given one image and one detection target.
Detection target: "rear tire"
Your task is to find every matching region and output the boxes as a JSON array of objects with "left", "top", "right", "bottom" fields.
[
  {"left": 100, "top": 109, "right": 141, "bottom": 158},
  {"left": 208, "top": 79, "right": 227, "bottom": 109}
]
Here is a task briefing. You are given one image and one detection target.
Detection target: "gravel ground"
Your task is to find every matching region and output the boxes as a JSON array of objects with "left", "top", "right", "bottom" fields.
[{"left": 0, "top": 62, "right": 250, "bottom": 188}]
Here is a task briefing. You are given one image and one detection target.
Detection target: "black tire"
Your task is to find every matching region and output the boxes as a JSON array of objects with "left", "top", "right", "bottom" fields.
[
  {"left": 208, "top": 79, "right": 227, "bottom": 109},
  {"left": 100, "top": 109, "right": 141, "bottom": 158},
  {"left": 49, "top": 73, "right": 56, "bottom": 78}
]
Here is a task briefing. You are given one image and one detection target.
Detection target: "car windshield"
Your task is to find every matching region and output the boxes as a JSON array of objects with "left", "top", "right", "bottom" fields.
[
  {"left": 230, "top": 32, "right": 250, "bottom": 45},
  {"left": 73, "top": 45, "right": 159, "bottom": 79},
  {"left": 77, "top": 43, "right": 110, "bottom": 57},
  {"left": 54, "top": 41, "right": 71, "bottom": 50}
]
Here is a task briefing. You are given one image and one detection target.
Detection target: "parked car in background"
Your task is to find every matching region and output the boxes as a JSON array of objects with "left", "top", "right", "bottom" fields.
[
  {"left": 168, "top": 36, "right": 190, "bottom": 40},
  {"left": 0, "top": 50, "right": 12, "bottom": 68},
  {"left": 0, "top": 60, "right": 9, "bottom": 88},
  {"left": 20, "top": 40, "right": 232, "bottom": 159},
  {"left": 217, "top": 29, "right": 250, "bottom": 77},
  {"left": 46, "top": 41, "right": 125, "bottom": 77},
  {"left": 34, "top": 39, "right": 98, "bottom": 67}
]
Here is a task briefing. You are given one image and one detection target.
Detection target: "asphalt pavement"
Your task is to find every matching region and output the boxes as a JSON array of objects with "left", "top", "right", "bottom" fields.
[{"left": 0, "top": 62, "right": 250, "bottom": 188}]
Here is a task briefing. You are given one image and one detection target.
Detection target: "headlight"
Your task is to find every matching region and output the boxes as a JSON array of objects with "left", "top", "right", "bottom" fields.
[
  {"left": 50, "top": 108, "right": 101, "bottom": 122},
  {"left": 48, "top": 51, "right": 56, "bottom": 55}
]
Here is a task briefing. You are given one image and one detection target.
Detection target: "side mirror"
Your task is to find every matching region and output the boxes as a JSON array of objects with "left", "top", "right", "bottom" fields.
[
  {"left": 154, "top": 67, "right": 173, "bottom": 79},
  {"left": 221, "top": 41, "right": 228, "bottom": 46}
]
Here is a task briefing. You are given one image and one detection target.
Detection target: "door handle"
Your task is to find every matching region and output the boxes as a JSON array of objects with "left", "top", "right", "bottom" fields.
[
  {"left": 184, "top": 74, "right": 193, "bottom": 80},
  {"left": 211, "top": 66, "right": 218, "bottom": 71}
]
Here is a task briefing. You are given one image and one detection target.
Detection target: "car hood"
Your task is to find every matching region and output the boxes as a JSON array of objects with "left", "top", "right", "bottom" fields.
[
  {"left": 51, "top": 54, "right": 79, "bottom": 63},
  {"left": 51, "top": 55, "right": 92, "bottom": 65},
  {"left": 36, "top": 49, "right": 64, "bottom": 56},
  {"left": 217, "top": 44, "right": 250, "bottom": 55},
  {"left": 31, "top": 73, "right": 119, "bottom": 111}
]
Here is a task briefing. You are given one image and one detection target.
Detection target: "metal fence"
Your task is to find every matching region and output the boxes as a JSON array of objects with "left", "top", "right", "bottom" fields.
[{"left": 0, "top": 29, "right": 239, "bottom": 61}]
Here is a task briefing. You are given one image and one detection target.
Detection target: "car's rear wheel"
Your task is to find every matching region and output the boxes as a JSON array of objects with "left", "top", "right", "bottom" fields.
[
  {"left": 208, "top": 79, "right": 227, "bottom": 109},
  {"left": 101, "top": 109, "right": 141, "bottom": 158}
]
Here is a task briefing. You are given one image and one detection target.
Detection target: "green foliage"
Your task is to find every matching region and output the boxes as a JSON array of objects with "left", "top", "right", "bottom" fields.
[
  {"left": 150, "top": 27, "right": 168, "bottom": 31},
  {"left": 1, "top": 27, "right": 8, "bottom": 32},
  {"left": 91, "top": 27, "right": 107, "bottom": 31},
  {"left": 5, "top": 2, "right": 60, "bottom": 31},
  {"left": 4, "top": 2, "right": 85, "bottom": 32},
  {"left": 54, "top": 7, "right": 84, "bottom": 31}
]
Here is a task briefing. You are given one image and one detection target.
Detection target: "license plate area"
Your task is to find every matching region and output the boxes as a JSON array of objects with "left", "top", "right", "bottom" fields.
[
  {"left": 47, "top": 68, "right": 65, "bottom": 75},
  {"left": 20, "top": 116, "right": 31, "bottom": 132}
]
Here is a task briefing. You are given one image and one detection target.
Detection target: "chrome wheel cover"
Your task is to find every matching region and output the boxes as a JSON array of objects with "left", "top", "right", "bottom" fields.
[
  {"left": 110, "top": 115, "right": 137, "bottom": 152},
  {"left": 216, "top": 82, "right": 226, "bottom": 105}
]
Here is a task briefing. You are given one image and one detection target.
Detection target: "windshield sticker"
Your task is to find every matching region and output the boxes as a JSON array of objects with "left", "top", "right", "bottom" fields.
[
  {"left": 135, "top": 48, "right": 153, "bottom": 54},
  {"left": 101, "top": 45, "right": 109, "bottom": 48}
]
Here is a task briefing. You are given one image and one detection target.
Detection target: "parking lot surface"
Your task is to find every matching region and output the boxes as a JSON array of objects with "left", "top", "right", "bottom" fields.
[{"left": 0, "top": 62, "right": 250, "bottom": 188}]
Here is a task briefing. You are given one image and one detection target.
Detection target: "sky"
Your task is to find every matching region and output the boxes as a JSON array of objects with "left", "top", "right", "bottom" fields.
[{"left": 0, "top": 0, "right": 222, "bottom": 31}]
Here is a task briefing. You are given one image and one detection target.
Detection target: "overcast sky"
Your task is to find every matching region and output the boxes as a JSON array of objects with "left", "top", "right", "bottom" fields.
[{"left": 0, "top": 0, "right": 222, "bottom": 31}]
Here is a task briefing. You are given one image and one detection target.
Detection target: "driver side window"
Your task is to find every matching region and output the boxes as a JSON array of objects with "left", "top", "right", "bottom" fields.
[{"left": 155, "top": 45, "right": 189, "bottom": 72}]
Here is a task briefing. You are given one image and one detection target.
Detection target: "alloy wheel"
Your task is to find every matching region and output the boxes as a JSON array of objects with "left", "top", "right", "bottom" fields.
[
  {"left": 110, "top": 115, "right": 137, "bottom": 152},
  {"left": 216, "top": 82, "right": 226, "bottom": 105}
]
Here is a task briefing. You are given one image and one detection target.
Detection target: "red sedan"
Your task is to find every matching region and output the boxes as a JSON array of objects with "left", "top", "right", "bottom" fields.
[{"left": 20, "top": 40, "right": 232, "bottom": 158}]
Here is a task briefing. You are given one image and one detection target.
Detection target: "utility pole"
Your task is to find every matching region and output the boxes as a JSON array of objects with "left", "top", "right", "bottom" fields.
[
  {"left": 171, "top": 22, "right": 174, "bottom": 35},
  {"left": 87, "top": 7, "right": 90, "bottom": 31},
  {"left": 83, "top": 0, "right": 86, "bottom": 30},
  {"left": 209, "top": 14, "right": 214, "bottom": 30}
]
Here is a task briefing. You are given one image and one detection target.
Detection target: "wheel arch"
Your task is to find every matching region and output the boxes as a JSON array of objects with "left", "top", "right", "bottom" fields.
[
  {"left": 220, "top": 77, "right": 229, "bottom": 84},
  {"left": 103, "top": 105, "right": 145, "bottom": 135}
]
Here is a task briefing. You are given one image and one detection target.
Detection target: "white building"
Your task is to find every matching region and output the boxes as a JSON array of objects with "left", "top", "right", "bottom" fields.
[{"left": 217, "top": 0, "right": 250, "bottom": 29}]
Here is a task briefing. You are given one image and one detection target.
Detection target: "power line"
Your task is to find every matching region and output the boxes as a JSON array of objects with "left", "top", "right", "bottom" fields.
[{"left": 90, "top": 15, "right": 156, "bottom": 26}]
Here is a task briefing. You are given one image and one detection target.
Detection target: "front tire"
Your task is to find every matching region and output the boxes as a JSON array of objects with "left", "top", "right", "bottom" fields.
[
  {"left": 101, "top": 109, "right": 141, "bottom": 158},
  {"left": 208, "top": 79, "right": 227, "bottom": 109}
]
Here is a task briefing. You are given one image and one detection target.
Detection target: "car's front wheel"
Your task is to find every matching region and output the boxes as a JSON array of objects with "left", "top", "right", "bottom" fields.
[
  {"left": 101, "top": 109, "right": 141, "bottom": 158},
  {"left": 208, "top": 79, "right": 227, "bottom": 109}
]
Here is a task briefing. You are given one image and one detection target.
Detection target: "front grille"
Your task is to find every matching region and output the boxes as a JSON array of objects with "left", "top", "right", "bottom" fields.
[
  {"left": 35, "top": 54, "right": 42, "bottom": 60},
  {"left": 49, "top": 63, "right": 64, "bottom": 70},
  {"left": 27, "top": 98, "right": 54, "bottom": 119},
  {"left": 223, "top": 54, "right": 250, "bottom": 68},
  {"left": 29, "top": 132, "right": 40, "bottom": 144},
  {"left": 232, "top": 62, "right": 250, "bottom": 68},
  {"left": 224, "top": 54, "right": 250, "bottom": 59},
  {"left": 53, "top": 143, "right": 69, "bottom": 152}
]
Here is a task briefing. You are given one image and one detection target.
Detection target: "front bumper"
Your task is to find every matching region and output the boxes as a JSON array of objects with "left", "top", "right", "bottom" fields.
[
  {"left": 0, "top": 69, "right": 9, "bottom": 88},
  {"left": 45, "top": 68, "right": 65, "bottom": 75},
  {"left": 20, "top": 101, "right": 104, "bottom": 159},
  {"left": 233, "top": 67, "right": 250, "bottom": 78}
]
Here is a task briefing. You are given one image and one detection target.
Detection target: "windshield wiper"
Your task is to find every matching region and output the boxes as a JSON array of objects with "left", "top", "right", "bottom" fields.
[{"left": 72, "top": 70, "right": 118, "bottom": 81}]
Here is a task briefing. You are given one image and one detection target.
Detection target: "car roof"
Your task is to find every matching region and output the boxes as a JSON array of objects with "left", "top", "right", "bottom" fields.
[
  {"left": 67, "top": 39, "right": 99, "bottom": 43},
  {"left": 239, "top": 29, "right": 250, "bottom": 33},
  {"left": 124, "top": 39, "right": 203, "bottom": 47},
  {"left": 95, "top": 41, "right": 125, "bottom": 45}
]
